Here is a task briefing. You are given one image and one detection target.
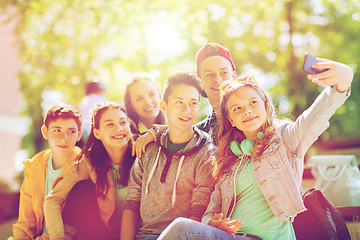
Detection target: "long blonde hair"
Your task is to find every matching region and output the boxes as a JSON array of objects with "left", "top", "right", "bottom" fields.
[{"left": 213, "top": 83, "right": 277, "bottom": 181}]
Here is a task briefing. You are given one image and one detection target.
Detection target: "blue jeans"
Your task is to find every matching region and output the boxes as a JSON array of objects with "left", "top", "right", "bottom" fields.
[{"left": 157, "top": 217, "right": 261, "bottom": 240}]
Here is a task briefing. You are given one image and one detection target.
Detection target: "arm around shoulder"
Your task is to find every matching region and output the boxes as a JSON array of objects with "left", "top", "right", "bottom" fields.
[{"left": 44, "top": 159, "right": 90, "bottom": 239}]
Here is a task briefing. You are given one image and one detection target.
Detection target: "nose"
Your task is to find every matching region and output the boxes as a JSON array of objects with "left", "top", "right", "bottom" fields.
[
  {"left": 213, "top": 74, "right": 223, "bottom": 83},
  {"left": 144, "top": 95, "right": 152, "bottom": 105},
  {"left": 243, "top": 106, "right": 252, "bottom": 115},
  {"left": 114, "top": 123, "right": 123, "bottom": 130},
  {"left": 59, "top": 132, "right": 68, "bottom": 141},
  {"left": 183, "top": 104, "right": 191, "bottom": 114}
]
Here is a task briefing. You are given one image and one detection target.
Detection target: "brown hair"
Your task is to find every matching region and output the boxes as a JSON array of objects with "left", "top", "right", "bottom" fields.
[
  {"left": 163, "top": 71, "right": 202, "bottom": 103},
  {"left": 124, "top": 72, "right": 165, "bottom": 126},
  {"left": 213, "top": 83, "right": 277, "bottom": 181},
  {"left": 44, "top": 102, "right": 81, "bottom": 129}
]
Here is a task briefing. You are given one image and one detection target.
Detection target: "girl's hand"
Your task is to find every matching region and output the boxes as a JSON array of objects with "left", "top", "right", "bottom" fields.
[
  {"left": 308, "top": 58, "right": 353, "bottom": 93},
  {"left": 132, "top": 132, "right": 155, "bottom": 158},
  {"left": 208, "top": 213, "right": 243, "bottom": 234}
]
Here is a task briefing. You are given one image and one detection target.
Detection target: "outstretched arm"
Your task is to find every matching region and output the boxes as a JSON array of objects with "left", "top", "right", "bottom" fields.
[
  {"left": 307, "top": 58, "right": 353, "bottom": 92},
  {"left": 281, "top": 57, "right": 353, "bottom": 164}
]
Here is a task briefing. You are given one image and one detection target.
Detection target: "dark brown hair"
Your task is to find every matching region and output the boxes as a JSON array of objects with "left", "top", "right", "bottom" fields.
[
  {"left": 44, "top": 102, "right": 81, "bottom": 129},
  {"left": 163, "top": 71, "right": 202, "bottom": 103},
  {"left": 124, "top": 72, "right": 166, "bottom": 126}
]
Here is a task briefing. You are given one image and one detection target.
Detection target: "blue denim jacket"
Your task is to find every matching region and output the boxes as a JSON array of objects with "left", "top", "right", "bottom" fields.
[{"left": 202, "top": 86, "right": 350, "bottom": 224}]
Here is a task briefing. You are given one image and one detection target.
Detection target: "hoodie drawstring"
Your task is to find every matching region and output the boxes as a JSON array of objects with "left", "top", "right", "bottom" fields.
[
  {"left": 172, "top": 155, "right": 185, "bottom": 207},
  {"left": 145, "top": 146, "right": 162, "bottom": 196}
]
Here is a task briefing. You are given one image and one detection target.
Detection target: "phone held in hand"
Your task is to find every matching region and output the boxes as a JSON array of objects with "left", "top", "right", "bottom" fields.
[{"left": 302, "top": 53, "right": 327, "bottom": 74}]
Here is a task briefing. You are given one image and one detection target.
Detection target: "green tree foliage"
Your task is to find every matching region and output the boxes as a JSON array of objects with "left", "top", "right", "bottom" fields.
[{"left": 1, "top": 0, "right": 359, "bottom": 156}]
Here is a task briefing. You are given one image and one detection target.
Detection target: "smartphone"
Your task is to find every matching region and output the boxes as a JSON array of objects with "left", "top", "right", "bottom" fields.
[{"left": 302, "top": 53, "right": 327, "bottom": 74}]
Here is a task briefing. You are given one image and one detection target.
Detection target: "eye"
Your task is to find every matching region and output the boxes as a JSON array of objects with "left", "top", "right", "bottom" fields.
[
  {"left": 221, "top": 71, "right": 229, "bottom": 76},
  {"left": 190, "top": 101, "right": 199, "bottom": 106},
  {"left": 135, "top": 97, "right": 143, "bottom": 102},
  {"left": 250, "top": 100, "right": 258, "bottom": 105},
  {"left": 69, "top": 130, "right": 76, "bottom": 134},
  {"left": 106, "top": 123, "right": 114, "bottom": 127},
  {"left": 205, "top": 73, "right": 215, "bottom": 78},
  {"left": 233, "top": 106, "right": 241, "bottom": 112},
  {"left": 176, "top": 100, "right": 183, "bottom": 104},
  {"left": 120, "top": 120, "right": 128, "bottom": 126},
  {"left": 53, "top": 129, "right": 61, "bottom": 132}
]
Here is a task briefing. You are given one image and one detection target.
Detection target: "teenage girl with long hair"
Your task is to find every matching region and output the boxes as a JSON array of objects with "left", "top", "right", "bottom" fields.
[
  {"left": 124, "top": 72, "right": 166, "bottom": 135},
  {"left": 44, "top": 102, "right": 136, "bottom": 240}
]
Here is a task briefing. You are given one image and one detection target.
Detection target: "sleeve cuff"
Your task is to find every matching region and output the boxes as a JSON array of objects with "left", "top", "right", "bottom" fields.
[{"left": 124, "top": 200, "right": 141, "bottom": 214}]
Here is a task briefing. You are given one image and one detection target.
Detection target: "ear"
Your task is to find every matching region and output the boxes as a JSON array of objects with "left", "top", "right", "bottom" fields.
[
  {"left": 227, "top": 115, "right": 235, "bottom": 127},
  {"left": 93, "top": 128, "right": 101, "bottom": 140},
  {"left": 41, "top": 125, "right": 49, "bottom": 140},
  {"left": 76, "top": 129, "right": 82, "bottom": 142},
  {"left": 160, "top": 100, "right": 167, "bottom": 114}
]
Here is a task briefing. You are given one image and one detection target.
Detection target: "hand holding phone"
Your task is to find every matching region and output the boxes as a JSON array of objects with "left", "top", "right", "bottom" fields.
[{"left": 302, "top": 53, "right": 327, "bottom": 74}]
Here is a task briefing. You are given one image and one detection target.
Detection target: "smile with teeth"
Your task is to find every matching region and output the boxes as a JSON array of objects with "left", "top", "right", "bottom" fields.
[
  {"left": 112, "top": 134, "right": 125, "bottom": 139},
  {"left": 179, "top": 117, "right": 191, "bottom": 121}
]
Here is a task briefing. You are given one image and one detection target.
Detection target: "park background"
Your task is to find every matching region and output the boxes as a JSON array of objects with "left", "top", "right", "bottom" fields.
[{"left": 0, "top": 0, "right": 360, "bottom": 235}]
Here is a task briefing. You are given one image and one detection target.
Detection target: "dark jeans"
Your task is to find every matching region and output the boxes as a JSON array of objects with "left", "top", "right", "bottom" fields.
[{"left": 62, "top": 179, "right": 119, "bottom": 240}]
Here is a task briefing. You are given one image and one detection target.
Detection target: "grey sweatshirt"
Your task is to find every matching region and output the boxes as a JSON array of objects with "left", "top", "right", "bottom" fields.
[{"left": 125, "top": 127, "right": 216, "bottom": 234}]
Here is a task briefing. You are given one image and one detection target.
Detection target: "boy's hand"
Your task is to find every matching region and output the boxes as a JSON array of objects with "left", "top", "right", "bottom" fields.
[
  {"left": 208, "top": 213, "right": 243, "bottom": 234},
  {"left": 307, "top": 58, "right": 353, "bottom": 93},
  {"left": 132, "top": 132, "right": 155, "bottom": 158}
]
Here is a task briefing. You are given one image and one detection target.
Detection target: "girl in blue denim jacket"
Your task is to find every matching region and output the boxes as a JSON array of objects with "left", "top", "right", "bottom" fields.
[{"left": 157, "top": 58, "right": 353, "bottom": 240}]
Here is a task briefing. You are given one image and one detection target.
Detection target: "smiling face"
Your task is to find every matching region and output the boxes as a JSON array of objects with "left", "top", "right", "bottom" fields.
[
  {"left": 198, "top": 55, "right": 236, "bottom": 108},
  {"left": 226, "top": 86, "right": 267, "bottom": 139},
  {"left": 93, "top": 108, "right": 131, "bottom": 150},
  {"left": 128, "top": 80, "right": 161, "bottom": 127},
  {"left": 161, "top": 83, "right": 200, "bottom": 136},
  {"left": 42, "top": 118, "right": 82, "bottom": 158}
]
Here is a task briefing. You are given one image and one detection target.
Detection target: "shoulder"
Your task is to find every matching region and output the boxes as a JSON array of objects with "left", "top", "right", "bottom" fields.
[
  {"left": 142, "top": 142, "right": 161, "bottom": 160},
  {"left": 196, "top": 112, "right": 216, "bottom": 132},
  {"left": 194, "top": 126, "right": 216, "bottom": 150},
  {"left": 189, "top": 128, "right": 217, "bottom": 164},
  {"left": 24, "top": 149, "right": 52, "bottom": 168},
  {"left": 73, "top": 156, "right": 93, "bottom": 174}
]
